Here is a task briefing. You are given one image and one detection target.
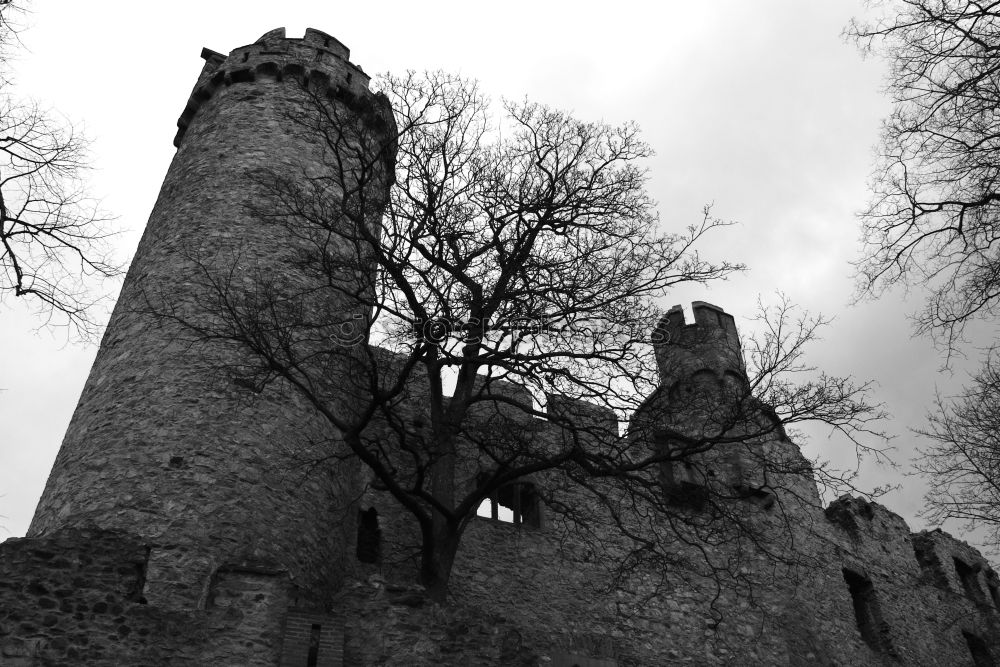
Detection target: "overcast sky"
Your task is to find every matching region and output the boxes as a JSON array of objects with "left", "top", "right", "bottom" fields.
[{"left": 2, "top": 1, "right": 988, "bottom": 550}]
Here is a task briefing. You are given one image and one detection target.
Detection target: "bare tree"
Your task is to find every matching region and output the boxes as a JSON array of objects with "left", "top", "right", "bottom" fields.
[
  {"left": 849, "top": 1, "right": 1000, "bottom": 350},
  {"left": 158, "top": 72, "right": 889, "bottom": 600},
  {"left": 848, "top": 1, "right": 1000, "bottom": 546},
  {"left": 0, "top": 0, "right": 119, "bottom": 338},
  {"left": 914, "top": 354, "right": 1000, "bottom": 550}
]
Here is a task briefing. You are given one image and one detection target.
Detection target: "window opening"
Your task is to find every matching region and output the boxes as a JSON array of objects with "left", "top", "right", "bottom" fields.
[
  {"left": 955, "top": 558, "right": 984, "bottom": 601},
  {"left": 356, "top": 508, "right": 381, "bottom": 564},
  {"left": 843, "top": 568, "right": 892, "bottom": 654},
  {"left": 655, "top": 439, "right": 708, "bottom": 510},
  {"left": 912, "top": 537, "right": 949, "bottom": 587},
  {"left": 128, "top": 546, "right": 150, "bottom": 604},
  {"left": 476, "top": 481, "right": 539, "bottom": 527},
  {"left": 965, "top": 631, "right": 995, "bottom": 667},
  {"left": 306, "top": 624, "right": 321, "bottom": 667}
]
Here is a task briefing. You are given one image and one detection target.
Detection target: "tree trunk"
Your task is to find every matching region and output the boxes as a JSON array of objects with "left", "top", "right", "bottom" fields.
[{"left": 420, "top": 522, "right": 462, "bottom": 602}]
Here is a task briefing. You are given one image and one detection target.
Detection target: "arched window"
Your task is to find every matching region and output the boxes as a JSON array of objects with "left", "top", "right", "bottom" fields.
[
  {"left": 955, "top": 557, "right": 985, "bottom": 601},
  {"left": 842, "top": 568, "right": 894, "bottom": 655},
  {"left": 476, "top": 481, "right": 540, "bottom": 528}
]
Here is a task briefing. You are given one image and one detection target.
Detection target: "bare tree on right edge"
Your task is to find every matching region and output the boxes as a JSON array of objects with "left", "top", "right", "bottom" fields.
[
  {"left": 848, "top": 1, "right": 1000, "bottom": 546},
  {"left": 914, "top": 353, "right": 1000, "bottom": 551}
]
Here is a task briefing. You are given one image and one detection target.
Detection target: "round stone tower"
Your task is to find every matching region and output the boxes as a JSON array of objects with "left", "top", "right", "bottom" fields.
[{"left": 28, "top": 28, "right": 394, "bottom": 606}]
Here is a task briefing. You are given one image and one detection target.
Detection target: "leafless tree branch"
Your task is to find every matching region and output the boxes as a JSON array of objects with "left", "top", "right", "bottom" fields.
[{"left": 0, "top": 0, "right": 120, "bottom": 339}]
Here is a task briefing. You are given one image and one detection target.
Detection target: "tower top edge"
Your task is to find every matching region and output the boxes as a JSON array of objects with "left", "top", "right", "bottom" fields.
[
  {"left": 252, "top": 27, "right": 352, "bottom": 60},
  {"left": 655, "top": 301, "right": 736, "bottom": 340},
  {"left": 198, "top": 27, "right": 361, "bottom": 86},
  {"left": 177, "top": 28, "right": 380, "bottom": 148}
]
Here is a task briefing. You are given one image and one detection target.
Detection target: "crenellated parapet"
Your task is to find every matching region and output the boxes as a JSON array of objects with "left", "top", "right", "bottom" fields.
[
  {"left": 362, "top": 347, "right": 617, "bottom": 439},
  {"left": 652, "top": 301, "right": 746, "bottom": 393},
  {"left": 637, "top": 302, "right": 752, "bottom": 439},
  {"left": 174, "top": 27, "right": 382, "bottom": 148}
]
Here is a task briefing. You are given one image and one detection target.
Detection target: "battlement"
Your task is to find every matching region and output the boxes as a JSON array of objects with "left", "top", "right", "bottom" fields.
[
  {"left": 652, "top": 301, "right": 746, "bottom": 389},
  {"left": 653, "top": 301, "right": 737, "bottom": 346},
  {"left": 825, "top": 495, "right": 909, "bottom": 537},
  {"left": 174, "top": 27, "right": 377, "bottom": 148},
  {"left": 257, "top": 27, "right": 351, "bottom": 59},
  {"left": 369, "top": 346, "right": 614, "bottom": 432}
]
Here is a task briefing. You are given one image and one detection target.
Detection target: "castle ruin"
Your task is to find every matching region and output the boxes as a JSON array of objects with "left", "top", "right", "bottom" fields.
[{"left": 2, "top": 28, "right": 1000, "bottom": 666}]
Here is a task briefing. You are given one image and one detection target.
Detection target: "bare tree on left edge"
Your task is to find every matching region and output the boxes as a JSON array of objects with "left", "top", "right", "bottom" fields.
[{"left": 0, "top": 1, "right": 119, "bottom": 339}]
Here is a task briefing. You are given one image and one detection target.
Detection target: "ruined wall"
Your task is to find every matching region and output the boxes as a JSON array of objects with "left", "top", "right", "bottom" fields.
[
  {"left": 0, "top": 528, "right": 289, "bottom": 665},
  {"left": 0, "top": 527, "right": 353, "bottom": 666},
  {"left": 356, "top": 457, "right": 1000, "bottom": 665},
  {"left": 819, "top": 497, "right": 1000, "bottom": 663},
  {"left": 0, "top": 528, "right": 152, "bottom": 665},
  {"left": 347, "top": 304, "right": 1000, "bottom": 666}
]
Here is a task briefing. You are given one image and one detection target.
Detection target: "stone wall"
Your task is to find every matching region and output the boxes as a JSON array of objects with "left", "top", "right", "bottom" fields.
[
  {"left": 348, "top": 345, "right": 1000, "bottom": 666},
  {"left": 353, "top": 480, "right": 1000, "bottom": 665},
  {"left": 0, "top": 528, "right": 150, "bottom": 665},
  {"left": 0, "top": 528, "right": 350, "bottom": 666}
]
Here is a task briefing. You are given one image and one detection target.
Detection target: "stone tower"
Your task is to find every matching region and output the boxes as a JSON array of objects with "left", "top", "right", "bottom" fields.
[
  {"left": 652, "top": 301, "right": 746, "bottom": 391},
  {"left": 640, "top": 301, "right": 819, "bottom": 505},
  {"left": 28, "top": 28, "right": 394, "bottom": 607}
]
